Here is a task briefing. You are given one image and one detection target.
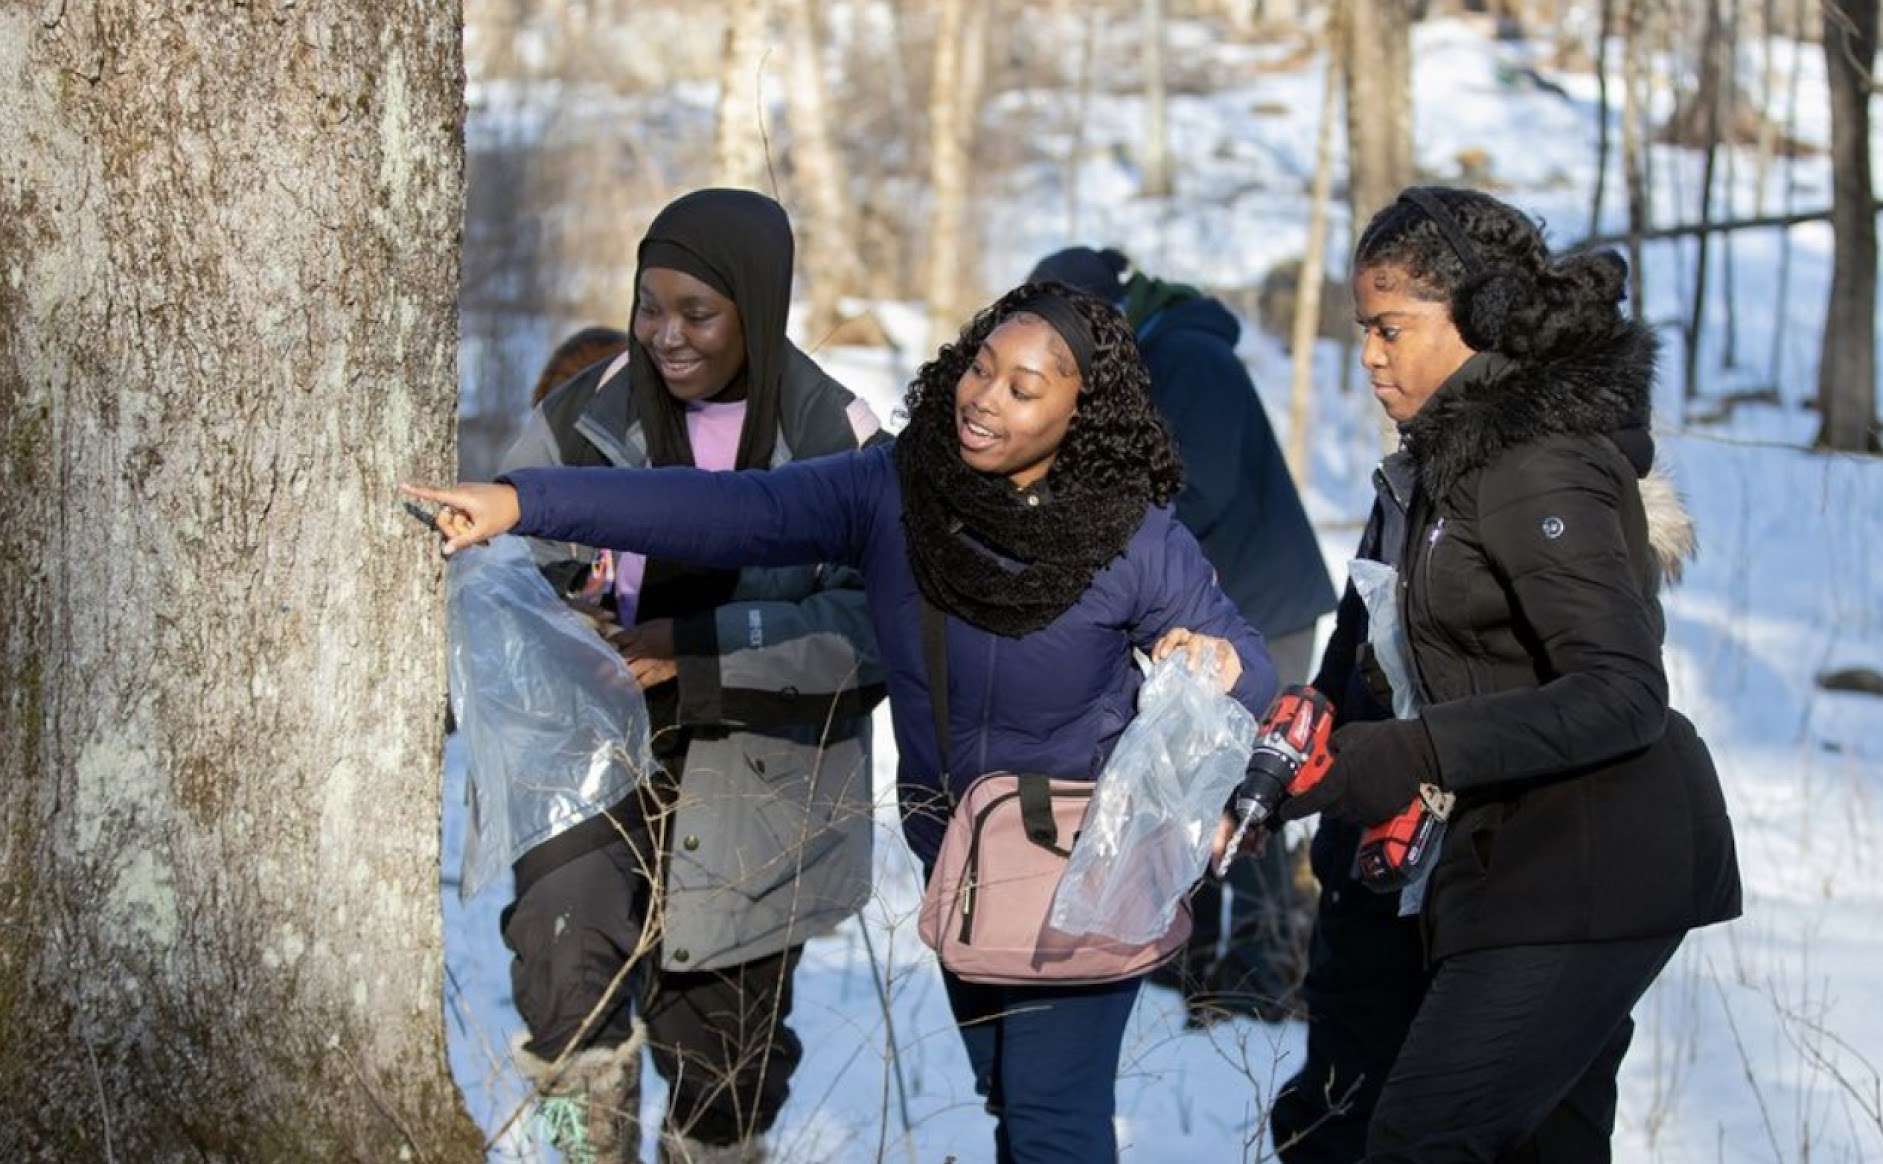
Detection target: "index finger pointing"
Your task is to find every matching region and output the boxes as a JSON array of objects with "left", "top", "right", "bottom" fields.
[{"left": 400, "top": 482, "right": 453, "bottom": 505}]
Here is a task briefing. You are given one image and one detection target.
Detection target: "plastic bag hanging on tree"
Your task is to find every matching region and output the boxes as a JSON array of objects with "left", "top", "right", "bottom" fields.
[
  {"left": 1048, "top": 656, "right": 1258, "bottom": 944},
  {"left": 446, "top": 536, "right": 654, "bottom": 900}
]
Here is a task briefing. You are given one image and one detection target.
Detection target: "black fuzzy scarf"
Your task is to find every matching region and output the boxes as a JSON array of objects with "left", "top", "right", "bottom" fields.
[{"left": 894, "top": 403, "right": 1150, "bottom": 638}]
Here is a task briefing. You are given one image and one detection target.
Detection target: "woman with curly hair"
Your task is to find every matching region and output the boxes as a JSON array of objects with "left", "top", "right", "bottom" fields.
[
  {"left": 408, "top": 283, "right": 1279, "bottom": 1161},
  {"left": 1274, "top": 187, "right": 1741, "bottom": 1161}
]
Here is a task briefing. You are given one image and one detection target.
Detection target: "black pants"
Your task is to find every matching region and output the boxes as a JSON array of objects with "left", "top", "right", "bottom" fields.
[
  {"left": 1365, "top": 933, "right": 1683, "bottom": 1162},
  {"left": 501, "top": 822, "right": 804, "bottom": 1145},
  {"left": 1272, "top": 861, "right": 1428, "bottom": 1162}
]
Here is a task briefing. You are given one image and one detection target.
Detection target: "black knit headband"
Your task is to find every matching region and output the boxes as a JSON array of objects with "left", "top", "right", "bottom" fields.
[{"left": 1011, "top": 292, "right": 1096, "bottom": 383}]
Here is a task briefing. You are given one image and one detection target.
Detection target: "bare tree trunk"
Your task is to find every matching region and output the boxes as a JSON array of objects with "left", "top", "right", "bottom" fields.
[
  {"left": 1770, "top": 0, "right": 1809, "bottom": 393},
  {"left": 1752, "top": 0, "right": 1780, "bottom": 214},
  {"left": 927, "top": 0, "right": 992, "bottom": 348},
  {"left": 715, "top": 0, "right": 776, "bottom": 190},
  {"left": 1591, "top": 0, "right": 1615, "bottom": 232},
  {"left": 1339, "top": 0, "right": 1416, "bottom": 452},
  {"left": 1142, "top": 0, "right": 1175, "bottom": 196},
  {"left": 1289, "top": 48, "right": 1344, "bottom": 487},
  {"left": 0, "top": 3, "right": 480, "bottom": 1158},
  {"left": 1341, "top": 0, "right": 1417, "bottom": 229},
  {"left": 784, "top": 0, "right": 864, "bottom": 344},
  {"left": 1621, "top": 0, "right": 1649, "bottom": 322},
  {"left": 1720, "top": 0, "right": 1742, "bottom": 369},
  {"left": 1816, "top": 0, "right": 1879, "bottom": 450},
  {"left": 1684, "top": 0, "right": 1726, "bottom": 405},
  {"left": 1067, "top": 6, "right": 1105, "bottom": 238}
]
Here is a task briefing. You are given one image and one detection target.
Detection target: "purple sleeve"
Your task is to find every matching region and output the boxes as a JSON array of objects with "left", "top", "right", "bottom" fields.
[{"left": 499, "top": 446, "right": 885, "bottom": 571}]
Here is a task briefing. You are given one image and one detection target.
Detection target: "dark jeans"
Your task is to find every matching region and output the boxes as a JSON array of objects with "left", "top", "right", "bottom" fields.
[
  {"left": 501, "top": 821, "right": 804, "bottom": 1146},
  {"left": 1365, "top": 933, "right": 1684, "bottom": 1162},
  {"left": 942, "top": 969, "right": 1142, "bottom": 1164}
]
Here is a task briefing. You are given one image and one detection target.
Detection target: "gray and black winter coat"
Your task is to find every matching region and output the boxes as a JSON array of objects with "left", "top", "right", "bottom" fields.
[
  {"left": 1387, "top": 326, "right": 1741, "bottom": 961},
  {"left": 500, "top": 344, "right": 888, "bottom": 972}
]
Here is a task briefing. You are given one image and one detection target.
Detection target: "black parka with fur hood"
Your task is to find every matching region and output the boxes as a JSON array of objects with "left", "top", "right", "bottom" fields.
[{"left": 1397, "top": 322, "right": 1742, "bottom": 961}]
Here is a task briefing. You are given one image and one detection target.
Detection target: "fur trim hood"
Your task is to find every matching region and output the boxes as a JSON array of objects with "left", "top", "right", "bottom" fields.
[
  {"left": 1406, "top": 321, "right": 1696, "bottom": 582},
  {"left": 1404, "top": 321, "right": 1657, "bottom": 500}
]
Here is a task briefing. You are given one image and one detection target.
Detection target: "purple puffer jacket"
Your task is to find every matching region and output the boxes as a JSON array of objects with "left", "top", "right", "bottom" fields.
[{"left": 503, "top": 442, "right": 1277, "bottom": 861}]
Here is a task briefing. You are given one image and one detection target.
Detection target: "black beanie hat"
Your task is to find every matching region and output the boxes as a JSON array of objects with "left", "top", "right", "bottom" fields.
[{"left": 1026, "top": 246, "right": 1130, "bottom": 302}]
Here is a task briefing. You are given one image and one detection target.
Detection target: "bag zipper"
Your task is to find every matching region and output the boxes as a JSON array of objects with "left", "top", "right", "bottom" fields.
[{"left": 957, "top": 783, "right": 1094, "bottom": 945}]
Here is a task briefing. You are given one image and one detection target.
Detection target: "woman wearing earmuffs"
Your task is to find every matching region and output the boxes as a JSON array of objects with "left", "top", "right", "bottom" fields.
[{"left": 1274, "top": 187, "right": 1742, "bottom": 1161}]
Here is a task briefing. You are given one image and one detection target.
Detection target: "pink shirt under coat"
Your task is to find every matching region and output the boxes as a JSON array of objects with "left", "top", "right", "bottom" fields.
[{"left": 610, "top": 398, "right": 748, "bottom": 623}]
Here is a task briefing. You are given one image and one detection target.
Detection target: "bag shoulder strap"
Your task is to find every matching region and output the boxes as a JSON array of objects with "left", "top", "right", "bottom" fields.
[{"left": 919, "top": 597, "right": 951, "bottom": 784}]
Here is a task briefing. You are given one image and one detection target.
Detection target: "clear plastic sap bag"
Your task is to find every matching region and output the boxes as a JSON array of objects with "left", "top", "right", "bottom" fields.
[
  {"left": 1348, "top": 557, "right": 1443, "bottom": 915},
  {"left": 1048, "top": 656, "right": 1258, "bottom": 944},
  {"left": 1348, "top": 558, "right": 1420, "bottom": 720},
  {"left": 447, "top": 536, "right": 655, "bottom": 901}
]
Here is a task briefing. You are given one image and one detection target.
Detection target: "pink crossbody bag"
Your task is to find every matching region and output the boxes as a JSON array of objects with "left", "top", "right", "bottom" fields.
[{"left": 914, "top": 601, "right": 1190, "bottom": 984}]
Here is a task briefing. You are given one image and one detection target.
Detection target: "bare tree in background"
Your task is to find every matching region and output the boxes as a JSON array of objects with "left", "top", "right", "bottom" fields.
[
  {"left": 1066, "top": 6, "right": 1106, "bottom": 238},
  {"left": 1289, "top": 48, "right": 1344, "bottom": 487},
  {"left": 1340, "top": 0, "right": 1416, "bottom": 227},
  {"left": 927, "top": 0, "right": 994, "bottom": 348},
  {"left": 1621, "top": 0, "right": 1650, "bottom": 321},
  {"left": 784, "top": 0, "right": 866, "bottom": 343},
  {"left": 715, "top": 0, "right": 776, "bottom": 190},
  {"left": 0, "top": 3, "right": 480, "bottom": 1157},
  {"left": 1683, "top": 0, "right": 1727, "bottom": 406},
  {"left": 1591, "top": 0, "right": 1616, "bottom": 233},
  {"left": 1816, "top": 0, "right": 1878, "bottom": 451},
  {"left": 1338, "top": 0, "right": 1416, "bottom": 451},
  {"left": 1142, "top": 0, "right": 1175, "bottom": 196}
]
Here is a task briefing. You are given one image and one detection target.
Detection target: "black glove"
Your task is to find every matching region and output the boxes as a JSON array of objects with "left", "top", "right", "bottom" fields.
[
  {"left": 1278, "top": 718, "right": 1438, "bottom": 827},
  {"left": 1355, "top": 643, "right": 1399, "bottom": 714}
]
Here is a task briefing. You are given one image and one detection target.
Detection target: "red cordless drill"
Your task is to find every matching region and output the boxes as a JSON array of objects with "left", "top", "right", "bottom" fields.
[
  {"left": 1216, "top": 686, "right": 1335, "bottom": 875},
  {"left": 1219, "top": 684, "right": 1448, "bottom": 892}
]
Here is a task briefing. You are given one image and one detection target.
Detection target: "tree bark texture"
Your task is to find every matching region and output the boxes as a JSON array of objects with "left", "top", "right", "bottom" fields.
[
  {"left": 714, "top": 0, "right": 776, "bottom": 191},
  {"left": 1340, "top": 0, "right": 1416, "bottom": 230},
  {"left": 0, "top": 3, "right": 480, "bottom": 1159},
  {"left": 1338, "top": 0, "right": 1416, "bottom": 453},
  {"left": 1816, "top": 0, "right": 1879, "bottom": 450}
]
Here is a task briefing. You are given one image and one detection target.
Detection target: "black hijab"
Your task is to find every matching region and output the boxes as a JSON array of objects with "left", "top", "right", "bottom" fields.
[{"left": 628, "top": 189, "right": 794, "bottom": 625}]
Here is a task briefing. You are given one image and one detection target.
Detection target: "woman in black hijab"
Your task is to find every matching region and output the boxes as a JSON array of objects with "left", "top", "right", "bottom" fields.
[{"left": 494, "top": 189, "right": 888, "bottom": 1164}]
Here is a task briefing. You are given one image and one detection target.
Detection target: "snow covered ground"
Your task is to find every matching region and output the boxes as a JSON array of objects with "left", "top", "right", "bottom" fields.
[{"left": 447, "top": 15, "right": 1883, "bottom": 1160}]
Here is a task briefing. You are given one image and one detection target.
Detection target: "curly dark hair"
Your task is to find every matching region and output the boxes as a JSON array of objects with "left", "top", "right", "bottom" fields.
[
  {"left": 900, "top": 281, "right": 1183, "bottom": 504},
  {"left": 1355, "top": 186, "right": 1629, "bottom": 360},
  {"left": 531, "top": 326, "right": 630, "bottom": 406}
]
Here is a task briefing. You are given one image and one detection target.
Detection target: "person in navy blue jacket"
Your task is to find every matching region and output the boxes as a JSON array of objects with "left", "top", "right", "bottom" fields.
[
  {"left": 1030, "top": 246, "right": 1338, "bottom": 1024},
  {"left": 408, "top": 283, "right": 1279, "bottom": 1164}
]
